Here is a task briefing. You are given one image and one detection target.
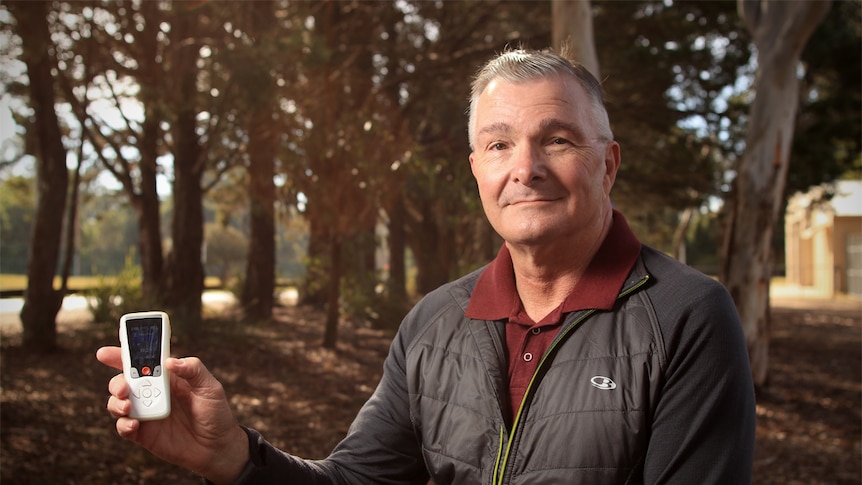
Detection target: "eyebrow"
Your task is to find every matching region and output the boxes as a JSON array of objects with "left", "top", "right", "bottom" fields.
[
  {"left": 538, "top": 118, "right": 589, "bottom": 141},
  {"left": 476, "top": 118, "right": 590, "bottom": 142},
  {"left": 476, "top": 122, "right": 513, "bottom": 139}
]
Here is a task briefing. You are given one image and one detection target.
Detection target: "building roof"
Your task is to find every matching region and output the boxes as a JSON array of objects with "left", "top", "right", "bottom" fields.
[
  {"left": 788, "top": 180, "right": 862, "bottom": 217},
  {"left": 830, "top": 180, "right": 862, "bottom": 217}
]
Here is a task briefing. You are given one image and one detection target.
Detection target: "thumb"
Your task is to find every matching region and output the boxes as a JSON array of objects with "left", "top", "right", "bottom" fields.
[
  {"left": 96, "top": 346, "right": 123, "bottom": 370},
  {"left": 167, "top": 357, "right": 222, "bottom": 391}
]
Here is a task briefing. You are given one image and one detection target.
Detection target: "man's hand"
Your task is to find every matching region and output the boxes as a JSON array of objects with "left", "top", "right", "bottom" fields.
[{"left": 96, "top": 347, "right": 250, "bottom": 484}]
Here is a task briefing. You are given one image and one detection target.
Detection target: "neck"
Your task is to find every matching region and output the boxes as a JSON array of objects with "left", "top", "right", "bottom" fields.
[{"left": 508, "top": 210, "right": 613, "bottom": 321}]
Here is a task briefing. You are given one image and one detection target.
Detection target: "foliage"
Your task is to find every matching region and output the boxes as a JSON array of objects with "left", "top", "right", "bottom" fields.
[
  {"left": 0, "top": 173, "right": 140, "bottom": 277},
  {"left": 789, "top": 0, "right": 862, "bottom": 193},
  {"left": 226, "top": 274, "right": 245, "bottom": 302},
  {"left": 339, "top": 273, "right": 412, "bottom": 332},
  {"left": 593, "top": 1, "right": 754, "bottom": 239},
  {"left": 2, "top": 0, "right": 861, "bottom": 348},
  {"left": 0, "top": 175, "right": 35, "bottom": 274},
  {"left": 276, "top": 205, "right": 309, "bottom": 282},
  {"left": 77, "top": 194, "right": 139, "bottom": 275},
  {"left": 685, "top": 210, "right": 722, "bottom": 275},
  {"left": 204, "top": 222, "right": 248, "bottom": 284},
  {"left": 86, "top": 251, "right": 143, "bottom": 324}
]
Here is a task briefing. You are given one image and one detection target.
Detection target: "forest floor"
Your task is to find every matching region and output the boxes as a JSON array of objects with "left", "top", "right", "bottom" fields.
[{"left": 1, "top": 289, "right": 860, "bottom": 484}]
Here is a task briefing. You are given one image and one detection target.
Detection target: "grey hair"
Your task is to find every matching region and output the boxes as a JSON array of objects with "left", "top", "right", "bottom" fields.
[{"left": 467, "top": 48, "right": 613, "bottom": 150}]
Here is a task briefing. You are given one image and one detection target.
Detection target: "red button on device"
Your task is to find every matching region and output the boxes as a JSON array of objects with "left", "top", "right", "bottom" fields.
[{"left": 142, "top": 366, "right": 151, "bottom": 376}]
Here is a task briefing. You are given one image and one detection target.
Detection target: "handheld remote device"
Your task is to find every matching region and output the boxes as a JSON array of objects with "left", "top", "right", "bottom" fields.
[{"left": 119, "top": 311, "right": 171, "bottom": 420}]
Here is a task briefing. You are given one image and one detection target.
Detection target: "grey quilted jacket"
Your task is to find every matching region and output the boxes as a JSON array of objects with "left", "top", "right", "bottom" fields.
[{"left": 234, "top": 245, "right": 756, "bottom": 484}]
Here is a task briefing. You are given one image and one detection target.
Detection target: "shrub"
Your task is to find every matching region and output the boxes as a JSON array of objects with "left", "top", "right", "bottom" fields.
[{"left": 86, "top": 252, "right": 143, "bottom": 323}]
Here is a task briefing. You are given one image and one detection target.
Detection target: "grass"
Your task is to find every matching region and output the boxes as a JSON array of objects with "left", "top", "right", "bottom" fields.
[{"left": 0, "top": 274, "right": 224, "bottom": 293}]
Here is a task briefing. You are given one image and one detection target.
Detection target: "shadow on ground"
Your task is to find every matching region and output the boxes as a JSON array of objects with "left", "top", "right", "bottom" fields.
[{"left": 1, "top": 289, "right": 859, "bottom": 484}]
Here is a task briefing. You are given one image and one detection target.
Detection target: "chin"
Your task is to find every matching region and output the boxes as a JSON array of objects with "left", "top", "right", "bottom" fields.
[{"left": 505, "top": 227, "right": 555, "bottom": 246}]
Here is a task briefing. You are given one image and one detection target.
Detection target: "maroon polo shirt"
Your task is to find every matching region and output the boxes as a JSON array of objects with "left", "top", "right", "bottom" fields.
[{"left": 464, "top": 210, "right": 642, "bottom": 422}]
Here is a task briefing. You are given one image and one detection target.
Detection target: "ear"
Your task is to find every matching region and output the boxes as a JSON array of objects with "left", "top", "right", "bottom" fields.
[
  {"left": 468, "top": 152, "right": 477, "bottom": 176},
  {"left": 603, "top": 141, "right": 621, "bottom": 193}
]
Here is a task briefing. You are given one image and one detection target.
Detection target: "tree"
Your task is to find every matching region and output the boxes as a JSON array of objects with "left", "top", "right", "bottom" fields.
[
  {"left": 77, "top": 193, "right": 138, "bottom": 275},
  {"left": 592, "top": 1, "right": 753, "bottom": 252},
  {"left": 237, "top": 0, "right": 279, "bottom": 321},
  {"left": 8, "top": 1, "right": 69, "bottom": 351},
  {"left": 0, "top": 176, "right": 35, "bottom": 274},
  {"left": 53, "top": 0, "right": 167, "bottom": 306},
  {"left": 161, "top": 5, "right": 206, "bottom": 331},
  {"left": 205, "top": 222, "right": 248, "bottom": 285},
  {"left": 45, "top": 2, "right": 251, "bottom": 329},
  {"left": 788, "top": 0, "right": 862, "bottom": 191},
  {"left": 721, "top": 0, "right": 831, "bottom": 387},
  {"left": 125, "top": 0, "right": 168, "bottom": 305},
  {"left": 401, "top": 1, "right": 552, "bottom": 293},
  {"left": 552, "top": 0, "right": 600, "bottom": 77},
  {"left": 306, "top": 1, "right": 381, "bottom": 348}
]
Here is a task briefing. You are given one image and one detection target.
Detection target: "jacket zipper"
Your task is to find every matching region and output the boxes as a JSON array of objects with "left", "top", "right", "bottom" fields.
[{"left": 492, "top": 274, "right": 650, "bottom": 485}]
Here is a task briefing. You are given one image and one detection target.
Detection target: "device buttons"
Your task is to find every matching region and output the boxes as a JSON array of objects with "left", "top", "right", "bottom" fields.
[
  {"left": 142, "top": 366, "right": 151, "bottom": 376},
  {"left": 133, "top": 381, "right": 162, "bottom": 408}
]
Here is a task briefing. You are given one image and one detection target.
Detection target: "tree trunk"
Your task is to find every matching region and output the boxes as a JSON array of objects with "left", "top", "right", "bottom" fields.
[
  {"left": 300, "top": 209, "right": 329, "bottom": 309},
  {"left": 243, "top": 122, "right": 276, "bottom": 320},
  {"left": 133, "top": 0, "right": 165, "bottom": 306},
  {"left": 387, "top": 195, "right": 408, "bottom": 303},
  {"left": 323, "top": 238, "right": 342, "bottom": 349},
  {"left": 672, "top": 207, "right": 694, "bottom": 263},
  {"left": 412, "top": 201, "right": 444, "bottom": 295},
  {"left": 163, "top": 9, "right": 204, "bottom": 332},
  {"left": 722, "top": 0, "right": 831, "bottom": 387},
  {"left": 551, "top": 0, "right": 600, "bottom": 78},
  {"left": 11, "top": 1, "right": 69, "bottom": 351},
  {"left": 241, "top": 0, "right": 278, "bottom": 321},
  {"left": 60, "top": 144, "right": 84, "bottom": 292},
  {"left": 350, "top": 208, "right": 378, "bottom": 304},
  {"left": 134, "top": 177, "right": 164, "bottom": 307},
  {"left": 164, "top": 129, "right": 204, "bottom": 331}
]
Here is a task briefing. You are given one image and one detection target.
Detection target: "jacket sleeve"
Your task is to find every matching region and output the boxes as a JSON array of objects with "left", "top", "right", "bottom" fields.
[
  {"left": 642, "top": 278, "right": 756, "bottom": 484},
  {"left": 230, "top": 307, "right": 430, "bottom": 485}
]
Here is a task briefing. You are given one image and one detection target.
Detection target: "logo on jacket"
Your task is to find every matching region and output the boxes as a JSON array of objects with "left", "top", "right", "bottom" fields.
[{"left": 590, "top": 376, "right": 617, "bottom": 390}]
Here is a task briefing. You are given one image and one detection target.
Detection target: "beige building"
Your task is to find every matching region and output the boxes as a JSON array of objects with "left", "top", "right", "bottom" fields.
[{"left": 784, "top": 180, "right": 862, "bottom": 299}]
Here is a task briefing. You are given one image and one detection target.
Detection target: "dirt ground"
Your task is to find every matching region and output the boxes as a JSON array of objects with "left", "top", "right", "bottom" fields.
[{"left": 1, "top": 293, "right": 860, "bottom": 484}]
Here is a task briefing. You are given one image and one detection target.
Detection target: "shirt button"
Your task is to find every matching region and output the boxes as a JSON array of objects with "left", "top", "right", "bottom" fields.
[
  {"left": 531, "top": 327, "right": 541, "bottom": 335},
  {"left": 523, "top": 352, "right": 533, "bottom": 362}
]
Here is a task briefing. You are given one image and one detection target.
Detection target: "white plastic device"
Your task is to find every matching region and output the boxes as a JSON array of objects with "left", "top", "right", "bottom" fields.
[{"left": 119, "top": 311, "right": 171, "bottom": 420}]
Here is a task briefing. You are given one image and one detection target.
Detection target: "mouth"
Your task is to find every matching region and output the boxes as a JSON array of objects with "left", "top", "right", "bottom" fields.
[{"left": 506, "top": 197, "right": 559, "bottom": 207}]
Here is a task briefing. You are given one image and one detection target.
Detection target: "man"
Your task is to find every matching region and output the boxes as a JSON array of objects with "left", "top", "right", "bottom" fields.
[{"left": 98, "top": 48, "right": 756, "bottom": 484}]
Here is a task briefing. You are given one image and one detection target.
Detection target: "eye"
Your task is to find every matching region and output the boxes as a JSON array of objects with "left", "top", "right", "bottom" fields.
[
  {"left": 489, "top": 141, "right": 508, "bottom": 151},
  {"left": 550, "top": 137, "right": 570, "bottom": 145}
]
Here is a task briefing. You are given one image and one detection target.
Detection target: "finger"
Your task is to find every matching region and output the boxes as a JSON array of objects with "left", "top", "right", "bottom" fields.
[
  {"left": 96, "top": 346, "right": 123, "bottom": 370},
  {"left": 108, "top": 373, "right": 130, "bottom": 399},
  {"left": 107, "top": 394, "right": 131, "bottom": 418},
  {"left": 115, "top": 416, "right": 140, "bottom": 439}
]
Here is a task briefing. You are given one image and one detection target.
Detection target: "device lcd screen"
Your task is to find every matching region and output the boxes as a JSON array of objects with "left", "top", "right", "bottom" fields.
[{"left": 126, "top": 317, "right": 162, "bottom": 378}]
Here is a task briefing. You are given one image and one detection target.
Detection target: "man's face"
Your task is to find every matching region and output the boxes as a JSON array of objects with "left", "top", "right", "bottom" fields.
[{"left": 469, "top": 75, "right": 620, "bottom": 251}]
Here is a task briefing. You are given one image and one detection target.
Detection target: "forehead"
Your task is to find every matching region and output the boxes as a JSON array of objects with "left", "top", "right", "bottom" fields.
[{"left": 475, "top": 76, "right": 595, "bottom": 137}]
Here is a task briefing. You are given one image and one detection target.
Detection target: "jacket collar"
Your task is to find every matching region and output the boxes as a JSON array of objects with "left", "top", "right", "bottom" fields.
[{"left": 465, "top": 210, "right": 642, "bottom": 320}]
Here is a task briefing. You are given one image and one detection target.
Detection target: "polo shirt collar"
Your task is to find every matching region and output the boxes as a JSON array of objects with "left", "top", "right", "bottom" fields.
[{"left": 465, "top": 210, "right": 642, "bottom": 320}]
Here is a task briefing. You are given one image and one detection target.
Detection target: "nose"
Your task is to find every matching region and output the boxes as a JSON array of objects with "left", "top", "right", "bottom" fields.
[{"left": 511, "top": 144, "right": 547, "bottom": 186}]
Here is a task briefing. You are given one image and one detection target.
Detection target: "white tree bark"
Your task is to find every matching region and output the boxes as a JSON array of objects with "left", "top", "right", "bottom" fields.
[
  {"left": 722, "top": 0, "right": 830, "bottom": 387},
  {"left": 551, "top": 0, "right": 600, "bottom": 79}
]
